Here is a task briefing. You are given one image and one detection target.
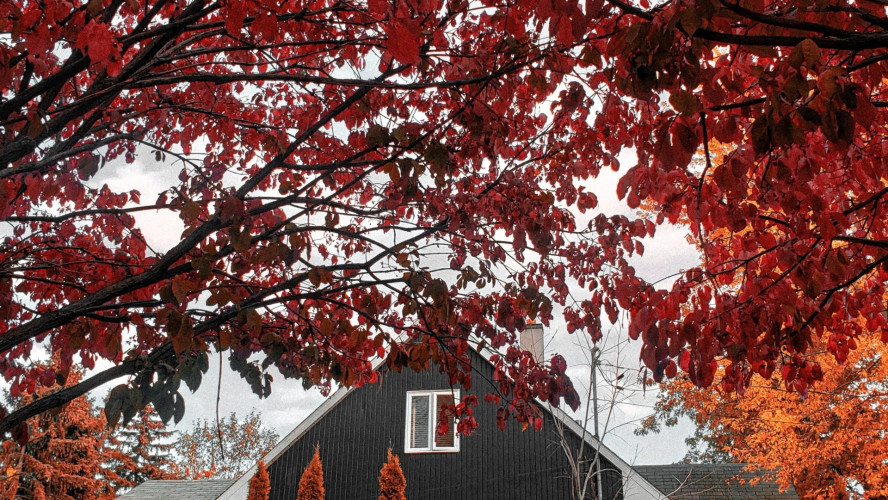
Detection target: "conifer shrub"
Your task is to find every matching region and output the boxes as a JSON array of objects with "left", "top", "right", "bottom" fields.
[
  {"left": 378, "top": 448, "right": 406, "bottom": 500},
  {"left": 296, "top": 445, "right": 324, "bottom": 500},
  {"left": 247, "top": 460, "right": 270, "bottom": 500}
]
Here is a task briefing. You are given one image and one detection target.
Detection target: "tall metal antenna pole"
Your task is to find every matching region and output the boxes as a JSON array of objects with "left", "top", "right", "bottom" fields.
[
  {"left": 590, "top": 347, "right": 602, "bottom": 500},
  {"left": 591, "top": 347, "right": 600, "bottom": 439}
]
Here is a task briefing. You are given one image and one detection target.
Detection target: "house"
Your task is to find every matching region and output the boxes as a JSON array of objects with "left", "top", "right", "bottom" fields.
[
  {"left": 216, "top": 328, "right": 664, "bottom": 500},
  {"left": 121, "top": 327, "right": 797, "bottom": 500}
]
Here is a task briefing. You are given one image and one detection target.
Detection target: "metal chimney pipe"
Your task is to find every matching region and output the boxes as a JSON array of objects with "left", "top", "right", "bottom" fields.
[{"left": 519, "top": 323, "right": 544, "bottom": 363}]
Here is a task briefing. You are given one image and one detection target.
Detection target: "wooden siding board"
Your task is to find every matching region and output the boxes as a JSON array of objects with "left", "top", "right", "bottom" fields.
[{"left": 267, "top": 350, "right": 623, "bottom": 500}]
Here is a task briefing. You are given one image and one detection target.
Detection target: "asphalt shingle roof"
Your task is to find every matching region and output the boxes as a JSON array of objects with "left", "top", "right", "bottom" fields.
[
  {"left": 634, "top": 463, "right": 798, "bottom": 500},
  {"left": 117, "top": 479, "right": 237, "bottom": 500}
]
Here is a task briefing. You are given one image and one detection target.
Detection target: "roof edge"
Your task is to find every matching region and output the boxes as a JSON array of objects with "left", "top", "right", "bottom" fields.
[
  {"left": 480, "top": 345, "right": 666, "bottom": 499},
  {"left": 216, "top": 356, "right": 386, "bottom": 500},
  {"left": 543, "top": 403, "right": 666, "bottom": 499}
]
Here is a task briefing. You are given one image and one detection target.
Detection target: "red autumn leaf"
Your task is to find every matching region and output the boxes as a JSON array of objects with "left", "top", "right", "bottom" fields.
[
  {"left": 225, "top": 0, "right": 247, "bottom": 35},
  {"left": 550, "top": 354, "right": 567, "bottom": 374},
  {"left": 251, "top": 10, "right": 277, "bottom": 42},
  {"left": 76, "top": 21, "right": 117, "bottom": 64},
  {"left": 368, "top": 0, "right": 389, "bottom": 15},
  {"left": 385, "top": 19, "right": 421, "bottom": 65}
]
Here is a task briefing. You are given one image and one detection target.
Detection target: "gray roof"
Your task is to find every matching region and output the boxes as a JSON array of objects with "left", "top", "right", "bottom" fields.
[
  {"left": 118, "top": 480, "right": 238, "bottom": 500},
  {"left": 634, "top": 463, "right": 798, "bottom": 499}
]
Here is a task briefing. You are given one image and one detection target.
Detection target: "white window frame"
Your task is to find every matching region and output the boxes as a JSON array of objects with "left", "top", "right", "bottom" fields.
[{"left": 404, "top": 390, "right": 460, "bottom": 454}]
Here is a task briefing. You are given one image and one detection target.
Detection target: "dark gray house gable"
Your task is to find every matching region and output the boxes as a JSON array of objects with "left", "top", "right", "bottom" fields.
[
  {"left": 120, "top": 350, "right": 796, "bottom": 500},
  {"left": 218, "top": 348, "right": 665, "bottom": 500}
]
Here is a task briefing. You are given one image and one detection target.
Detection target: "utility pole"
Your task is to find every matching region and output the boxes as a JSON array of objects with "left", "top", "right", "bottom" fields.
[
  {"left": 590, "top": 347, "right": 603, "bottom": 500},
  {"left": 591, "top": 347, "right": 600, "bottom": 439}
]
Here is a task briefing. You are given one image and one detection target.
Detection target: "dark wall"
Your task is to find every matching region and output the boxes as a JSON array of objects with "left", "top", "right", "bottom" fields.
[{"left": 267, "top": 351, "right": 624, "bottom": 500}]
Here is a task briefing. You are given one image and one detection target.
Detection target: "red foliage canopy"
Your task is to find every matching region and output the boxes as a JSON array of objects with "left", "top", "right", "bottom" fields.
[
  {"left": 601, "top": 1, "right": 888, "bottom": 397},
  {"left": 1, "top": 0, "right": 887, "bottom": 437}
]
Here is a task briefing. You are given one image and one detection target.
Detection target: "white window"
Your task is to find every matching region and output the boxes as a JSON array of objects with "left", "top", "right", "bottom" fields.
[{"left": 404, "top": 390, "right": 459, "bottom": 453}]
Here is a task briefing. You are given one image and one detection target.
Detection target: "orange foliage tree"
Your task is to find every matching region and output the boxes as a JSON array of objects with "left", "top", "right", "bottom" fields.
[
  {"left": 175, "top": 411, "right": 278, "bottom": 479},
  {"left": 0, "top": 372, "right": 122, "bottom": 499},
  {"left": 639, "top": 331, "right": 888, "bottom": 499},
  {"left": 378, "top": 449, "right": 406, "bottom": 500},
  {"left": 296, "top": 445, "right": 324, "bottom": 500},
  {"left": 248, "top": 460, "right": 270, "bottom": 500}
]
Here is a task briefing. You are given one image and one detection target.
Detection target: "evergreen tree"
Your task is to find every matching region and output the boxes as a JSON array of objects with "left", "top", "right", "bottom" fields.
[
  {"left": 106, "top": 404, "right": 180, "bottom": 491},
  {"left": 0, "top": 371, "right": 118, "bottom": 500},
  {"left": 247, "top": 460, "right": 270, "bottom": 500},
  {"left": 296, "top": 445, "right": 324, "bottom": 500},
  {"left": 378, "top": 449, "right": 406, "bottom": 500}
]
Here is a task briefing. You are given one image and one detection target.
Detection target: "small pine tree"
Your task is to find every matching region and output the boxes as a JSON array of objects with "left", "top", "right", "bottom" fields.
[
  {"left": 296, "top": 445, "right": 324, "bottom": 500},
  {"left": 378, "top": 449, "right": 406, "bottom": 500},
  {"left": 247, "top": 460, "right": 270, "bottom": 500},
  {"left": 106, "top": 404, "right": 179, "bottom": 492}
]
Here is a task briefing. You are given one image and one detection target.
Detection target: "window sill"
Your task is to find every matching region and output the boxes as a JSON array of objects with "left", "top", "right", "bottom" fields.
[{"left": 403, "top": 448, "right": 460, "bottom": 454}]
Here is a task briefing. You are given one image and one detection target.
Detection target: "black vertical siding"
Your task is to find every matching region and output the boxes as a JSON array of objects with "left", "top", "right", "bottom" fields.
[{"left": 267, "top": 351, "right": 624, "bottom": 500}]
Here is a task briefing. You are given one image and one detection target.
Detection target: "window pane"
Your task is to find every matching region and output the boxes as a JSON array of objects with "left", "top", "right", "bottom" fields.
[
  {"left": 434, "top": 393, "right": 455, "bottom": 448},
  {"left": 410, "top": 394, "right": 430, "bottom": 449}
]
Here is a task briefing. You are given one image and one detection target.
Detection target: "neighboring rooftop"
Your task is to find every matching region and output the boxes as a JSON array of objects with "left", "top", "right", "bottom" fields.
[
  {"left": 635, "top": 463, "right": 798, "bottom": 500},
  {"left": 118, "top": 479, "right": 237, "bottom": 500}
]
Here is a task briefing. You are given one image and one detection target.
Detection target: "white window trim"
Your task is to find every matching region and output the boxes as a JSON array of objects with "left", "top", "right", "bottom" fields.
[{"left": 404, "top": 390, "right": 460, "bottom": 454}]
